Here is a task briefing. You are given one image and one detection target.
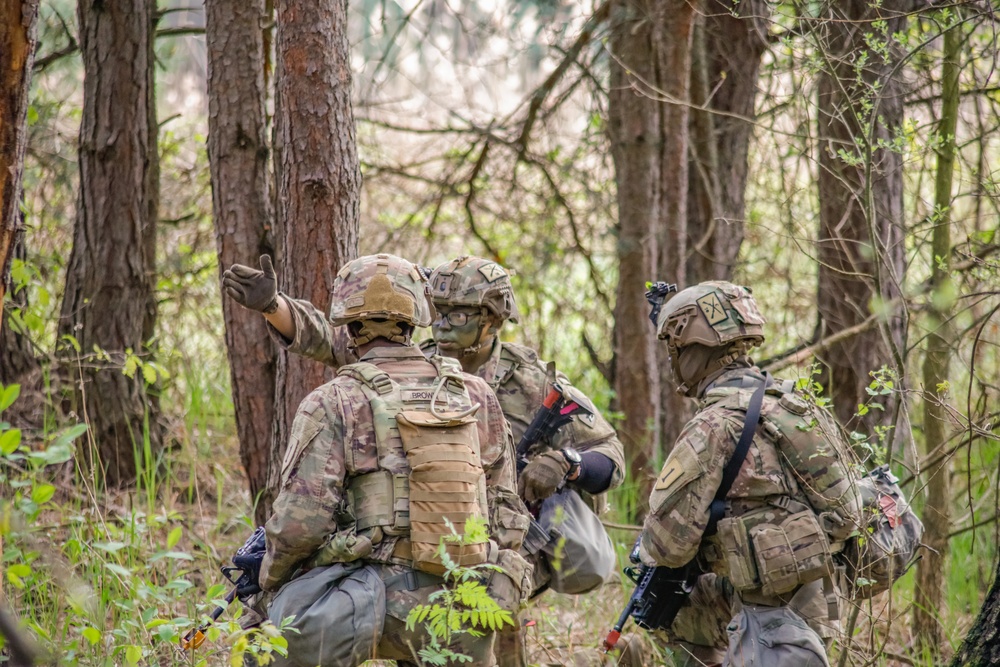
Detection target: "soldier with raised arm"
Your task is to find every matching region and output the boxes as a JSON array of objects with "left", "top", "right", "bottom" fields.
[{"left": 224, "top": 254, "right": 626, "bottom": 666}]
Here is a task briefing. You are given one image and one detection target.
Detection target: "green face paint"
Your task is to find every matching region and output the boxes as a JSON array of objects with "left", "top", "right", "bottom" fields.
[{"left": 432, "top": 305, "right": 485, "bottom": 355}]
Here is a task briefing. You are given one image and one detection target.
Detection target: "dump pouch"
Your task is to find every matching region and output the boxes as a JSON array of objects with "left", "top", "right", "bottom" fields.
[
  {"left": 396, "top": 409, "right": 489, "bottom": 574},
  {"left": 486, "top": 545, "right": 533, "bottom": 614}
]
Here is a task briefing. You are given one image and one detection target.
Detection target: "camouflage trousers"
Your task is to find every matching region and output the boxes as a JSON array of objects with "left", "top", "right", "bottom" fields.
[
  {"left": 265, "top": 562, "right": 496, "bottom": 666},
  {"left": 660, "top": 574, "right": 837, "bottom": 667}
]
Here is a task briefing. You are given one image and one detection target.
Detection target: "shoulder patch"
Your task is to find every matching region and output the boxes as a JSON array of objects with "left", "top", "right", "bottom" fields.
[
  {"left": 654, "top": 459, "right": 685, "bottom": 491},
  {"left": 696, "top": 293, "right": 729, "bottom": 325},
  {"left": 478, "top": 262, "right": 507, "bottom": 283}
]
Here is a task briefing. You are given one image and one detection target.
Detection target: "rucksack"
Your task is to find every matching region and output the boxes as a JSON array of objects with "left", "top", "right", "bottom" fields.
[{"left": 839, "top": 465, "right": 924, "bottom": 599}]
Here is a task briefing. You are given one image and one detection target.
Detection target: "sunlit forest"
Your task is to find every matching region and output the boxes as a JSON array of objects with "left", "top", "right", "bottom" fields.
[{"left": 2, "top": 0, "right": 1000, "bottom": 665}]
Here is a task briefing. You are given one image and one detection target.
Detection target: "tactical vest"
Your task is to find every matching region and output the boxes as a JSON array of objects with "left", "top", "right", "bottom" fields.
[
  {"left": 339, "top": 356, "right": 490, "bottom": 575},
  {"left": 711, "top": 380, "right": 863, "bottom": 598}
]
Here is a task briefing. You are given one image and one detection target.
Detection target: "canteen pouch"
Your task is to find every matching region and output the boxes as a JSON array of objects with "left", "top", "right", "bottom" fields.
[
  {"left": 396, "top": 409, "right": 489, "bottom": 575},
  {"left": 750, "top": 510, "right": 834, "bottom": 597},
  {"left": 717, "top": 516, "right": 759, "bottom": 591},
  {"left": 486, "top": 545, "right": 533, "bottom": 614}
]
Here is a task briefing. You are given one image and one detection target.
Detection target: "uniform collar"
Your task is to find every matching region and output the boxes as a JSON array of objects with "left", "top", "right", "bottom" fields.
[
  {"left": 475, "top": 337, "right": 504, "bottom": 384},
  {"left": 700, "top": 366, "right": 765, "bottom": 405}
]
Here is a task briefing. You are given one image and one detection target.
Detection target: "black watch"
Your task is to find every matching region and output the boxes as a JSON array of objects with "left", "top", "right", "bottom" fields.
[{"left": 560, "top": 447, "right": 582, "bottom": 480}]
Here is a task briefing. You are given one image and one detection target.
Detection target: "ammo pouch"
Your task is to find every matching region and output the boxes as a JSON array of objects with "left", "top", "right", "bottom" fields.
[
  {"left": 718, "top": 509, "right": 834, "bottom": 597},
  {"left": 396, "top": 409, "right": 489, "bottom": 575}
]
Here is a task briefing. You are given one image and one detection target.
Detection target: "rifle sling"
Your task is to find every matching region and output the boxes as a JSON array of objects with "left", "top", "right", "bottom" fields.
[{"left": 704, "top": 373, "right": 769, "bottom": 538}]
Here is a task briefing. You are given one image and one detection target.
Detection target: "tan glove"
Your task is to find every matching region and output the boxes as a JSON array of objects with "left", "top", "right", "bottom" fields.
[
  {"left": 223, "top": 254, "right": 279, "bottom": 314},
  {"left": 518, "top": 450, "right": 570, "bottom": 504}
]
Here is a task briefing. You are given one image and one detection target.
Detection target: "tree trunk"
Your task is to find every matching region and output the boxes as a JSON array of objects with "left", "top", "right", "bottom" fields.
[
  {"left": 951, "top": 560, "right": 1000, "bottom": 667},
  {"left": 814, "top": 1, "right": 907, "bottom": 436},
  {"left": 686, "top": 0, "right": 769, "bottom": 282},
  {"left": 58, "top": 0, "right": 160, "bottom": 487},
  {"left": 267, "top": 0, "right": 360, "bottom": 512},
  {"left": 0, "top": 0, "right": 40, "bottom": 411},
  {"left": 0, "top": 0, "right": 38, "bottom": 331},
  {"left": 206, "top": 0, "right": 276, "bottom": 525},
  {"left": 914, "top": 14, "right": 963, "bottom": 654},
  {"left": 653, "top": 1, "right": 698, "bottom": 463},
  {"left": 608, "top": 0, "right": 698, "bottom": 517},
  {"left": 608, "top": 0, "right": 663, "bottom": 518}
]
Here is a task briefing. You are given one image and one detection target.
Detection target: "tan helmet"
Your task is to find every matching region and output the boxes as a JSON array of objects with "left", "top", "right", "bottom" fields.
[
  {"left": 428, "top": 256, "right": 520, "bottom": 323},
  {"left": 656, "top": 281, "right": 766, "bottom": 394},
  {"left": 329, "top": 254, "right": 433, "bottom": 328}
]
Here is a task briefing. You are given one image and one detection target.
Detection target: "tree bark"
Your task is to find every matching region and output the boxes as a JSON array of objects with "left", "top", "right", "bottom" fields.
[
  {"left": 0, "top": 0, "right": 40, "bottom": 407},
  {"left": 653, "top": 1, "right": 698, "bottom": 462},
  {"left": 608, "top": 0, "right": 663, "bottom": 517},
  {"left": 0, "top": 0, "right": 38, "bottom": 331},
  {"left": 267, "top": 0, "right": 360, "bottom": 512},
  {"left": 951, "top": 560, "right": 1000, "bottom": 667},
  {"left": 58, "top": 0, "right": 160, "bottom": 487},
  {"left": 206, "top": 0, "right": 276, "bottom": 525},
  {"left": 914, "top": 14, "right": 962, "bottom": 653},
  {"left": 686, "top": 0, "right": 769, "bottom": 282},
  {"left": 814, "top": 1, "right": 907, "bottom": 436},
  {"left": 608, "top": 0, "right": 698, "bottom": 516}
]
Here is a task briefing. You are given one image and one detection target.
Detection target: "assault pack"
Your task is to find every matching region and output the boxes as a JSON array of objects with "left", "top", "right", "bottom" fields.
[{"left": 338, "top": 356, "right": 490, "bottom": 575}]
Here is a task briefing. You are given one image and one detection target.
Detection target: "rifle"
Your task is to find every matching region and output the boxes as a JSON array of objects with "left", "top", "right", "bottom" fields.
[
  {"left": 181, "top": 526, "right": 267, "bottom": 651},
  {"left": 602, "top": 538, "right": 699, "bottom": 652},
  {"left": 515, "top": 382, "right": 595, "bottom": 475}
]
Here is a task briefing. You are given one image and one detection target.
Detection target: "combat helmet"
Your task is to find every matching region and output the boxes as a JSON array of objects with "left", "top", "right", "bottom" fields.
[
  {"left": 329, "top": 254, "right": 433, "bottom": 343},
  {"left": 655, "top": 281, "right": 766, "bottom": 394},
  {"left": 428, "top": 256, "right": 520, "bottom": 323}
]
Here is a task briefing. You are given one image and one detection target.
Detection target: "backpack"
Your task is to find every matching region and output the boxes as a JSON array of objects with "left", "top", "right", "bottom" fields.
[{"left": 839, "top": 465, "right": 924, "bottom": 599}]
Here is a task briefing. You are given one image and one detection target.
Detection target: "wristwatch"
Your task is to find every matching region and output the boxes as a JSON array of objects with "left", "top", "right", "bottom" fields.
[{"left": 560, "top": 447, "right": 582, "bottom": 480}]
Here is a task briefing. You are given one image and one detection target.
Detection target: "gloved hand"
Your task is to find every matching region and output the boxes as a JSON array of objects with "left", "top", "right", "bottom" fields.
[
  {"left": 223, "top": 254, "right": 279, "bottom": 314},
  {"left": 518, "top": 450, "right": 571, "bottom": 504}
]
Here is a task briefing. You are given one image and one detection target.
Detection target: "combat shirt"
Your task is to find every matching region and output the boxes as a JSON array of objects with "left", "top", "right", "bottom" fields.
[
  {"left": 260, "top": 344, "right": 518, "bottom": 591},
  {"left": 269, "top": 295, "right": 626, "bottom": 499}
]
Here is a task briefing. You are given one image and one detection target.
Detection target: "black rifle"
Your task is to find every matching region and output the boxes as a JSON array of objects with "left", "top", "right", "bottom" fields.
[
  {"left": 603, "top": 539, "right": 699, "bottom": 652},
  {"left": 181, "top": 526, "right": 267, "bottom": 651},
  {"left": 515, "top": 382, "right": 595, "bottom": 475}
]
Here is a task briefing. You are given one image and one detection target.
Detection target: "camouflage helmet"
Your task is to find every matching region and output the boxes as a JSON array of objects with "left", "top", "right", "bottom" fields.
[
  {"left": 329, "top": 254, "right": 433, "bottom": 327},
  {"left": 655, "top": 281, "right": 766, "bottom": 348},
  {"left": 428, "top": 256, "right": 520, "bottom": 323}
]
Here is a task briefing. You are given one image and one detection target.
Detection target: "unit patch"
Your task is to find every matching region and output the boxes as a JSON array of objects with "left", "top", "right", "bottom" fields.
[
  {"left": 478, "top": 263, "right": 506, "bottom": 283},
  {"left": 654, "top": 459, "right": 684, "bottom": 491},
  {"left": 696, "top": 293, "right": 729, "bottom": 325}
]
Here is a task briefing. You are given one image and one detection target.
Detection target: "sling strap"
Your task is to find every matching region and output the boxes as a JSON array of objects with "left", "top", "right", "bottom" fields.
[{"left": 704, "top": 373, "right": 770, "bottom": 538}]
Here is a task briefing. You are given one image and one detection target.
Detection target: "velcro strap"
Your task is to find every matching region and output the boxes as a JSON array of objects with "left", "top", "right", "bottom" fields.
[
  {"left": 413, "top": 471, "right": 482, "bottom": 484},
  {"left": 383, "top": 569, "right": 444, "bottom": 592},
  {"left": 408, "top": 449, "right": 478, "bottom": 468}
]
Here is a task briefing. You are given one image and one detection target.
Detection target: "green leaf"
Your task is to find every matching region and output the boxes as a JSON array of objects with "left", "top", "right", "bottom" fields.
[
  {"left": 0, "top": 384, "right": 21, "bottom": 412},
  {"left": 141, "top": 364, "right": 157, "bottom": 385},
  {"left": 106, "top": 564, "right": 133, "bottom": 579},
  {"left": 150, "top": 550, "right": 194, "bottom": 562},
  {"left": 167, "top": 526, "right": 182, "bottom": 549},
  {"left": 0, "top": 429, "right": 21, "bottom": 455},
  {"left": 125, "top": 644, "right": 142, "bottom": 665},
  {"left": 94, "top": 541, "right": 127, "bottom": 553},
  {"left": 123, "top": 355, "right": 138, "bottom": 379},
  {"left": 82, "top": 626, "right": 102, "bottom": 646},
  {"left": 31, "top": 484, "right": 55, "bottom": 505}
]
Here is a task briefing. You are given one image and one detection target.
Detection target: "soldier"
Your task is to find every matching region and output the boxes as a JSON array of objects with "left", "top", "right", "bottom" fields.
[
  {"left": 639, "top": 281, "right": 863, "bottom": 667},
  {"left": 224, "top": 254, "right": 626, "bottom": 666},
  {"left": 257, "top": 254, "right": 531, "bottom": 666}
]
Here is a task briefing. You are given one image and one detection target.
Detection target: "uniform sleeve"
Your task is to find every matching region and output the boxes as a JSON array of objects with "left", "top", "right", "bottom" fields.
[
  {"left": 639, "top": 414, "right": 732, "bottom": 568},
  {"left": 265, "top": 293, "right": 356, "bottom": 368},
  {"left": 260, "top": 388, "right": 348, "bottom": 590},
  {"left": 549, "top": 372, "right": 626, "bottom": 490}
]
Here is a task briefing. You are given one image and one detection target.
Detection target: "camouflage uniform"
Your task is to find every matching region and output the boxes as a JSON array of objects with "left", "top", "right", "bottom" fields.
[
  {"left": 640, "top": 282, "right": 862, "bottom": 667},
  {"left": 266, "top": 256, "right": 625, "bottom": 667},
  {"left": 260, "top": 255, "right": 529, "bottom": 666}
]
